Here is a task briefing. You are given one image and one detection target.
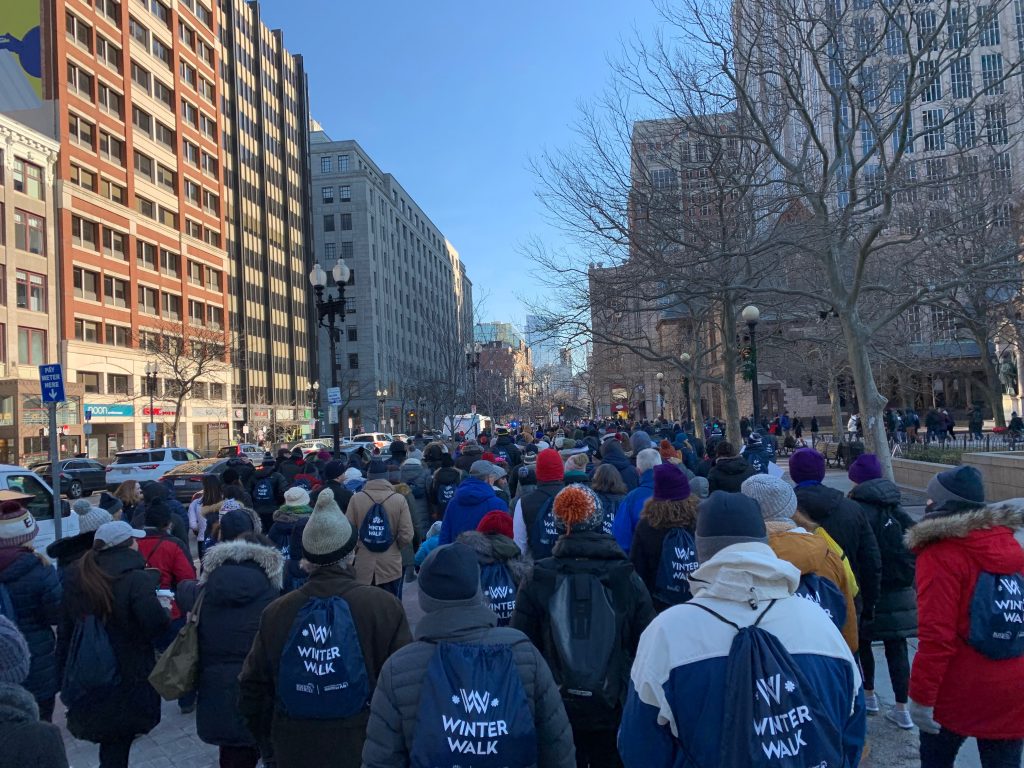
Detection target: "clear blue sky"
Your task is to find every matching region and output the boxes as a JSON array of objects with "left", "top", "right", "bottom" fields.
[{"left": 259, "top": 1, "right": 663, "bottom": 325}]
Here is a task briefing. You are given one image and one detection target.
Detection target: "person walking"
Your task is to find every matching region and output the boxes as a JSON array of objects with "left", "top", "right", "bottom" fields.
[
  {"left": 629, "top": 464, "right": 699, "bottom": 612},
  {"left": 267, "top": 486, "right": 314, "bottom": 593},
  {"left": 361, "top": 542, "right": 574, "bottom": 768},
  {"left": 310, "top": 460, "right": 354, "bottom": 514},
  {"left": 0, "top": 500, "right": 61, "bottom": 722},
  {"left": 907, "top": 467, "right": 1024, "bottom": 767},
  {"left": 618, "top": 491, "right": 866, "bottom": 767},
  {"left": 706, "top": 441, "right": 758, "bottom": 494},
  {"left": 248, "top": 455, "right": 288, "bottom": 533},
  {"left": 46, "top": 500, "right": 112, "bottom": 572},
  {"left": 846, "top": 454, "right": 917, "bottom": 729},
  {"left": 611, "top": 448, "right": 663, "bottom": 555},
  {"left": 0, "top": 616, "right": 68, "bottom": 768},
  {"left": 238, "top": 489, "right": 411, "bottom": 768},
  {"left": 458, "top": 510, "right": 530, "bottom": 625},
  {"left": 188, "top": 475, "right": 224, "bottom": 558},
  {"left": 599, "top": 438, "right": 639, "bottom": 491},
  {"left": 346, "top": 465, "right": 415, "bottom": 597},
  {"left": 512, "top": 484, "right": 655, "bottom": 768},
  {"left": 513, "top": 448, "right": 565, "bottom": 558},
  {"left": 438, "top": 460, "right": 509, "bottom": 545},
  {"left": 591, "top": 463, "right": 627, "bottom": 536},
  {"left": 58, "top": 522, "right": 170, "bottom": 768},
  {"left": 427, "top": 452, "right": 462, "bottom": 522}
]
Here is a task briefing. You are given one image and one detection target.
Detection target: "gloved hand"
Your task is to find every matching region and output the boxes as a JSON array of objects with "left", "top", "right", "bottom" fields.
[{"left": 909, "top": 699, "right": 940, "bottom": 734}]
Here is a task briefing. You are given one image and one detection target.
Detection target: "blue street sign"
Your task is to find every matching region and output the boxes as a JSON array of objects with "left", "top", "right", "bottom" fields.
[{"left": 39, "top": 364, "right": 66, "bottom": 403}]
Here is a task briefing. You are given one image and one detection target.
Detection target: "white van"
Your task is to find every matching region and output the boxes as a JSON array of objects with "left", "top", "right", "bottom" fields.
[{"left": 0, "top": 466, "right": 72, "bottom": 553}]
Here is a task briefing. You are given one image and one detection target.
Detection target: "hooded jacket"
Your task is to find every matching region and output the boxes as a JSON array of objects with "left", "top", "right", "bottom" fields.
[
  {"left": 767, "top": 525, "right": 859, "bottom": 651},
  {"left": 795, "top": 482, "right": 882, "bottom": 614},
  {"left": 706, "top": 455, "right": 758, "bottom": 494},
  {"left": 438, "top": 478, "right": 509, "bottom": 546},
  {"left": 194, "top": 540, "right": 283, "bottom": 748},
  {"left": 457, "top": 530, "right": 531, "bottom": 587},
  {"left": 237, "top": 564, "right": 411, "bottom": 767},
  {"left": 428, "top": 466, "right": 463, "bottom": 520},
  {"left": 513, "top": 481, "right": 564, "bottom": 557},
  {"left": 848, "top": 478, "right": 917, "bottom": 640},
  {"left": 361, "top": 602, "right": 574, "bottom": 768},
  {"left": 600, "top": 442, "right": 639, "bottom": 491},
  {"left": 629, "top": 513, "right": 696, "bottom": 614},
  {"left": 399, "top": 458, "right": 432, "bottom": 537},
  {"left": 136, "top": 531, "right": 197, "bottom": 620},
  {"left": 619, "top": 543, "right": 865, "bottom": 768},
  {"left": 248, "top": 467, "right": 287, "bottom": 512},
  {"left": 612, "top": 468, "right": 656, "bottom": 555},
  {"left": 0, "top": 682, "right": 68, "bottom": 768},
  {"left": 0, "top": 548, "right": 62, "bottom": 706},
  {"left": 491, "top": 435, "right": 523, "bottom": 469},
  {"left": 907, "top": 502, "right": 1024, "bottom": 739},
  {"left": 346, "top": 479, "right": 415, "bottom": 585}
]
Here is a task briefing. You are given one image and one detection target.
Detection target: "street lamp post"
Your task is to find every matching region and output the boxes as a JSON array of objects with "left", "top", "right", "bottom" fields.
[
  {"left": 742, "top": 305, "right": 761, "bottom": 427},
  {"left": 656, "top": 372, "right": 665, "bottom": 421},
  {"left": 376, "top": 388, "right": 388, "bottom": 432},
  {"left": 144, "top": 362, "right": 158, "bottom": 447},
  {"left": 680, "top": 353, "right": 692, "bottom": 428},
  {"left": 308, "top": 380, "right": 320, "bottom": 437},
  {"left": 465, "top": 343, "right": 481, "bottom": 436},
  {"left": 309, "top": 258, "right": 350, "bottom": 455}
]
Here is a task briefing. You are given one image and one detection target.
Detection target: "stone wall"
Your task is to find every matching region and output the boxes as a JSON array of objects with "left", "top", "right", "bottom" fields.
[
  {"left": 892, "top": 458, "right": 948, "bottom": 493},
  {"left": 893, "top": 453, "right": 1024, "bottom": 501}
]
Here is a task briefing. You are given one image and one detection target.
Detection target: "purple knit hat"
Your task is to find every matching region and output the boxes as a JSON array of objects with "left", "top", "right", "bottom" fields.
[
  {"left": 848, "top": 454, "right": 883, "bottom": 485},
  {"left": 653, "top": 463, "right": 691, "bottom": 501},
  {"left": 789, "top": 448, "right": 825, "bottom": 484}
]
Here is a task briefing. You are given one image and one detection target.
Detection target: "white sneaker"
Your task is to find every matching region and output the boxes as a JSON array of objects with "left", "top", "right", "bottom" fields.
[
  {"left": 886, "top": 707, "right": 914, "bottom": 730},
  {"left": 864, "top": 692, "right": 880, "bottom": 713}
]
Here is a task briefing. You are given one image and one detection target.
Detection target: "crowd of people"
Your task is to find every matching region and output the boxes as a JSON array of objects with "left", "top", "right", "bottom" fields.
[{"left": 0, "top": 419, "right": 1022, "bottom": 768}]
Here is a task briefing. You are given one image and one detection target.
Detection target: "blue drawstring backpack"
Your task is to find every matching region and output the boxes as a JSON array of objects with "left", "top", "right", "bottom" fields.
[
  {"left": 359, "top": 496, "right": 395, "bottom": 552},
  {"left": 653, "top": 528, "right": 699, "bottom": 606},
  {"left": 62, "top": 615, "right": 120, "bottom": 707},
  {"left": 410, "top": 643, "right": 537, "bottom": 768},
  {"left": 688, "top": 600, "right": 845, "bottom": 767},
  {"left": 437, "top": 482, "right": 458, "bottom": 508},
  {"left": 969, "top": 572, "right": 1024, "bottom": 660},
  {"left": 794, "top": 574, "right": 847, "bottom": 630},
  {"left": 530, "top": 497, "right": 558, "bottom": 559},
  {"left": 276, "top": 596, "right": 370, "bottom": 719},
  {"left": 480, "top": 562, "right": 517, "bottom": 626}
]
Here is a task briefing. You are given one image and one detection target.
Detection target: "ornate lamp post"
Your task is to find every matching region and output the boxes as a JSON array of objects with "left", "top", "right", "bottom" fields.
[
  {"left": 308, "top": 258, "right": 350, "bottom": 454},
  {"left": 144, "top": 362, "right": 158, "bottom": 446},
  {"left": 742, "top": 304, "right": 761, "bottom": 426},
  {"left": 376, "top": 388, "right": 388, "bottom": 432},
  {"left": 680, "top": 352, "right": 692, "bottom": 427},
  {"left": 655, "top": 371, "right": 665, "bottom": 420}
]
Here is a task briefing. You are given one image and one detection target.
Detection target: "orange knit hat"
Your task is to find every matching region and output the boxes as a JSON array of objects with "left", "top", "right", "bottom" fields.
[{"left": 553, "top": 484, "right": 604, "bottom": 534}]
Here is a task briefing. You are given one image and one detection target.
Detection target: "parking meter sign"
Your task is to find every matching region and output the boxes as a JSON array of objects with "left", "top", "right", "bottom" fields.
[{"left": 38, "top": 365, "right": 66, "bottom": 403}]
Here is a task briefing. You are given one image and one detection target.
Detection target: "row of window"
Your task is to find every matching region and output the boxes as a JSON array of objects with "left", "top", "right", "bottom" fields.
[
  {"left": 917, "top": 53, "right": 1005, "bottom": 103},
  {"left": 323, "top": 213, "right": 353, "bottom": 232},
  {"left": 321, "top": 185, "right": 352, "bottom": 203},
  {"left": 188, "top": 298, "right": 224, "bottom": 329},
  {"left": 319, "top": 155, "right": 351, "bottom": 174},
  {"left": 0, "top": 326, "right": 48, "bottom": 366},
  {"left": 72, "top": 268, "right": 130, "bottom": 308},
  {"left": 0, "top": 268, "right": 47, "bottom": 313}
]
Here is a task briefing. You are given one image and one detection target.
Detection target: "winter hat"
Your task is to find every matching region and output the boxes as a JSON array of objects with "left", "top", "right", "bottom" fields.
[
  {"left": 283, "top": 486, "right": 310, "bottom": 507},
  {"left": 301, "top": 488, "right": 356, "bottom": 565},
  {"left": 789, "top": 448, "right": 826, "bottom": 484},
  {"left": 470, "top": 460, "right": 506, "bottom": 480},
  {"left": 554, "top": 436, "right": 565, "bottom": 449},
  {"left": 366, "top": 459, "right": 389, "bottom": 480},
  {"left": 564, "top": 453, "right": 589, "bottom": 473},
  {"left": 317, "top": 450, "right": 332, "bottom": 461},
  {"left": 696, "top": 491, "right": 769, "bottom": 562},
  {"left": 477, "top": 510, "right": 513, "bottom": 539},
  {"left": 141, "top": 481, "right": 168, "bottom": 503},
  {"left": 426, "top": 520, "right": 442, "bottom": 539},
  {"left": 741, "top": 475, "right": 797, "bottom": 522},
  {"left": 143, "top": 501, "right": 172, "bottom": 529},
  {"left": 653, "top": 463, "right": 691, "bottom": 501},
  {"left": 93, "top": 520, "right": 146, "bottom": 549},
  {"left": 746, "top": 433, "right": 763, "bottom": 448},
  {"left": 848, "top": 454, "right": 883, "bottom": 485},
  {"left": 322, "top": 460, "right": 346, "bottom": 481},
  {"left": 219, "top": 509, "right": 254, "bottom": 542},
  {"left": 343, "top": 467, "right": 363, "bottom": 482},
  {"left": 630, "top": 430, "right": 653, "bottom": 455},
  {"left": 73, "top": 499, "right": 112, "bottom": 533},
  {"left": 658, "top": 439, "right": 680, "bottom": 462},
  {"left": 926, "top": 466, "right": 986, "bottom": 516},
  {"left": 219, "top": 498, "right": 243, "bottom": 516},
  {"left": 262, "top": 453, "right": 275, "bottom": 467},
  {"left": 418, "top": 542, "right": 482, "bottom": 613},
  {"left": 691, "top": 476, "right": 710, "bottom": 499},
  {"left": 536, "top": 440, "right": 551, "bottom": 451},
  {"left": 0, "top": 616, "right": 30, "bottom": 684},
  {"left": 553, "top": 484, "right": 605, "bottom": 534},
  {"left": 389, "top": 440, "right": 407, "bottom": 457},
  {"left": 462, "top": 443, "right": 483, "bottom": 456},
  {"left": 535, "top": 448, "right": 565, "bottom": 483}
]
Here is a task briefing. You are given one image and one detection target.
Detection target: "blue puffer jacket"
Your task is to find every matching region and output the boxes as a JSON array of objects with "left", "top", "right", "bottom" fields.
[
  {"left": 0, "top": 548, "right": 62, "bottom": 704},
  {"left": 612, "top": 469, "right": 656, "bottom": 554},
  {"left": 438, "top": 478, "right": 509, "bottom": 545}
]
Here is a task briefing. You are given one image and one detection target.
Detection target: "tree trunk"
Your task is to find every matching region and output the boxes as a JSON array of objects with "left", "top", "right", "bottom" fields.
[
  {"left": 828, "top": 376, "right": 843, "bottom": 440},
  {"left": 842, "top": 315, "right": 894, "bottom": 480},
  {"left": 972, "top": 328, "right": 1006, "bottom": 427},
  {"left": 719, "top": 300, "right": 742, "bottom": 444},
  {"left": 690, "top": 377, "right": 705, "bottom": 439}
]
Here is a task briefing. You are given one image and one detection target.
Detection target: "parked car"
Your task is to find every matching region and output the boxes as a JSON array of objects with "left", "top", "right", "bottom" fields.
[
  {"left": 352, "top": 433, "right": 392, "bottom": 449},
  {"left": 0, "top": 468, "right": 71, "bottom": 553},
  {"left": 291, "top": 439, "right": 333, "bottom": 454},
  {"left": 393, "top": 434, "right": 410, "bottom": 443},
  {"left": 30, "top": 459, "right": 108, "bottom": 499},
  {"left": 215, "top": 443, "right": 265, "bottom": 463},
  {"left": 158, "top": 458, "right": 238, "bottom": 503},
  {"left": 105, "top": 447, "right": 203, "bottom": 490}
]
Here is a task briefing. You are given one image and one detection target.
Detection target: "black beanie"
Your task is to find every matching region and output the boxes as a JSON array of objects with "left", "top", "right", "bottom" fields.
[
  {"left": 418, "top": 543, "right": 482, "bottom": 614},
  {"left": 926, "top": 466, "right": 986, "bottom": 517},
  {"left": 696, "top": 491, "right": 768, "bottom": 562},
  {"left": 144, "top": 500, "right": 171, "bottom": 529}
]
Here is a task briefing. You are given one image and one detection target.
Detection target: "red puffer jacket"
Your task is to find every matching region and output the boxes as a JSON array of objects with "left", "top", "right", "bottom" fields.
[
  {"left": 908, "top": 502, "right": 1024, "bottom": 739},
  {"left": 137, "top": 533, "right": 196, "bottom": 620}
]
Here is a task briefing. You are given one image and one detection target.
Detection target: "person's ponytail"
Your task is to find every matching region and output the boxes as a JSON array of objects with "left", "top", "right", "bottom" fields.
[{"left": 78, "top": 542, "right": 115, "bottom": 617}]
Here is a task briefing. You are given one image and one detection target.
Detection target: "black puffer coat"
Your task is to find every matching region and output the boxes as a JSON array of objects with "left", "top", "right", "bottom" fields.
[
  {"left": 194, "top": 540, "right": 282, "bottom": 747},
  {"left": 46, "top": 531, "right": 96, "bottom": 572},
  {"left": 796, "top": 481, "right": 883, "bottom": 614},
  {"left": 706, "top": 456, "right": 757, "bottom": 493},
  {"left": 0, "top": 548, "right": 61, "bottom": 706},
  {"left": 0, "top": 682, "right": 68, "bottom": 768},
  {"left": 57, "top": 545, "right": 169, "bottom": 743},
  {"left": 848, "top": 478, "right": 917, "bottom": 639}
]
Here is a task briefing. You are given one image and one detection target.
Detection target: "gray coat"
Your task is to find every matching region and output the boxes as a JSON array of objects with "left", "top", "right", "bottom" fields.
[{"left": 361, "top": 604, "right": 575, "bottom": 768}]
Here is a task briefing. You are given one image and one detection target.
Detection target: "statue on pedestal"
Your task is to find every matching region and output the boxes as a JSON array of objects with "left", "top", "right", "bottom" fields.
[{"left": 999, "top": 354, "right": 1018, "bottom": 395}]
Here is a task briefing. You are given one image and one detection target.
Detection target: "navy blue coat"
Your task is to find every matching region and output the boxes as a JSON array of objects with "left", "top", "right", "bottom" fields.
[
  {"left": 0, "top": 548, "right": 61, "bottom": 704},
  {"left": 193, "top": 541, "right": 282, "bottom": 747},
  {"left": 600, "top": 443, "right": 640, "bottom": 491}
]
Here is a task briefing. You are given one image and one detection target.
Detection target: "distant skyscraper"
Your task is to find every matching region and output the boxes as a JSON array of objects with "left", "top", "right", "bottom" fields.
[{"left": 525, "top": 315, "right": 559, "bottom": 369}]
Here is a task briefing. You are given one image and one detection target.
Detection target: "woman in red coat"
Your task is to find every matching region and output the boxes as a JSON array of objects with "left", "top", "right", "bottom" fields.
[{"left": 908, "top": 466, "right": 1024, "bottom": 768}]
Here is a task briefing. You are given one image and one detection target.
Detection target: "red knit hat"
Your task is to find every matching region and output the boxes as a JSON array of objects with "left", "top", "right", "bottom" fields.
[
  {"left": 535, "top": 448, "right": 565, "bottom": 483},
  {"left": 477, "top": 510, "right": 513, "bottom": 538}
]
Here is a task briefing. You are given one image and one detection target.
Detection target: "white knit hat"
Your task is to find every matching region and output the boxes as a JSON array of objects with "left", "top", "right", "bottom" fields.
[
  {"left": 72, "top": 499, "right": 112, "bottom": 534},
  {"left": 283, "top": 486, "right": 310, "bottom": 507},
  {"left": 741, "top": 474, "right": 797, "bottom": 522}
]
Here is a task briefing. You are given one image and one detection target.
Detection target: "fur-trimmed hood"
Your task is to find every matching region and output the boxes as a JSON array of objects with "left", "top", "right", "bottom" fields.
[
  {"left": 906, "top": 500, "right": 1024, "bottom": 552},
  {"left": 456, "top": 530, "right": 531, "bottom": 585},
  {"left": 199, "top": 540, "right": 284, "bottom": 589}
]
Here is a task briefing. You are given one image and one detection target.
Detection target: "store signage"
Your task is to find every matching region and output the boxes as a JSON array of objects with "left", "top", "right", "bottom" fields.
[
  {"left": 84, "top": 403, "right": 135, "bottom": 418},
  {"left": 143, "top": 406, "right": 178, "bottom": 416}
]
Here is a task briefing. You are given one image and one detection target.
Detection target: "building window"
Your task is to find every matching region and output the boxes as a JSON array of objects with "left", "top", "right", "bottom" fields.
[
  {"left": 99, "top": 133, "right": 124, "bottom": 165},
  {"left": 16, "top": 270, "right": 46, "bottom": 312},
  {"left": 183, "top": 140, "right": 199, "bottom": 167},
  {"left": 69, "top": 163, "right": 96, "bottom": 191},
  {"left": 73, "top": 267, "right": 99, "bottom": 301},
  {"left": 201, "top": 152, "right": 218, "bottom": 178},
  {"left": 188, "top": 260, "right": 203, "bottom": 285},
  {"left": 981, "top": 53, "right": 1004, "bottom": 94},
  {"left": 186, "top": 219, "right": 203, "bottom": 238},
  {"left": 340, "top": 185, "right": 351, "bottom": 202},
  {"left": 130, "top": 60, "right": 150, "bottom": 93},
  {"left": 161, "top": 292, "right": 181, "bottom": 321},
  {"left": 74, "top": 319, "right": 101, "bottom": 343},
  {"left": 79, "top": 371, "right": 101, "bottom": 393},
  {"left": 153, "top": 79, "right": 174, "bottom": 110},
  {"left": 209, "top": 382, "right": 224, "bottom": 400},
  {"left": 886, "top": 14, "right": 907, "bottom": 54},
  {"left": 184, "top": 178, "right": 200, "bottom": 205},
  {"left": 96, "top": 36, "right": 121, "bottom": 69},
  {"left": 950, "top": 56, "right": 973, "bottom": 99},
  {"left": 953, "top": 108, "right": 976, "bottom": 148},
  {"left": 17, "top": 328, "right": 46, "bottom": 365},
  {"left": 66, "top": 62, "right": 94, "bottom": 98},
  {"left": 207, "top": 305, "right": 223, "bottom": 330},
  {"left": 320, "top": 156, "right": 332, "bottom": 173},
  {"left": 134, "top": 195, "right": 155, "bottom": 220},
  {"left": 947, "top": 6, "right": 969, "bottom": 48},
  {"left": 205, "top": 267, "right": 221, "bottom": 292},
  {"left": 324, "top": 243, "right": 336, "bottom": 259},
  {"left": 105, "top": 324, "right": 131, "bottom": 347},
  {"left": 98, "top": 83, "right": 123, "bottom": 117},
  {"left": 338, "top": 155, "right": 349, "bottom": 172},
  {"left": 103, "top": 275, "right": 130, "bottom": 308},
  {"left": 160, "top": 249, "right": 180, "bottom": 278},
  {"left": 340, "top": 213, "right": 352, "bottom": 231},
  {"left": 133, "top": 151, "right": 154, "bottom": 182},
  {"left": 13, "top": 211, "right": 44, "bottom": 255},
  {"left": 986, "top": 104, "right": 1008, "bottom": 144},
  {"left": 920, "top": 60, "right": 942, "bottom": 101},
  {"left": 67, "top": 113, "right": 95, "bottom": 149},
  {"left": 107, "top": 374, "right": 130, "bottom": 395},
  {"left": 71, "top": 216, "right": 99, "bottom": 250},
  {"left": 979, "top": 5, "right": 1002, "bottom": 45},
  {"left": 922, "top": 109, "right": 945, "bottom": 151},
  {"left": 323, "top": 214, "right": 335, "bottom": 232},
  {"left": 347, "top": 327, "right": 357, "bottom": 342},
  {"left": 132, "top": 105, "right": 153, "bottom": 136},
  {"left": 931, "top": 308, "right": 956, "bottom": 341},
  {"left": 348, "top": 353, "right": 358, "bottom": 369},
  {"left": 12, "top": 159, "right": 43, "bottom": 199},
  {"left": 101, "top": 179, "right": 127, "bottom": 205},
  {"left": 341, "top": 242, "right": 354, "bottom": 260},
  {"left": 156, "top": 165, "right": 176, "bottom": 193},
  {"left": 322, "top": 186, "right": 334, "bottom": 203},
  {"left": 916, "top": 10, "right": 938, "bottom": 51},
  {"left": 189, "top": 299, "right": 205, "bottom": 326},
  {"left": 650, "top": 168, "right": 676, "bottom": 189},
  {"left": 138, "top": 285, "right": 158, "bottom": 314},
  {"left": 137, "top": 240, "right": 157, "bottom": 270}
]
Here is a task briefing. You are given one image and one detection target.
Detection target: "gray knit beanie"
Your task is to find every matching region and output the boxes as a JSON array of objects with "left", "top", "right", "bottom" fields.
[
  {"left": 741, "top": 475, "right": 797, "bottom": 522},
  {"left": 73, "top": 499, "right": 112, "bottom": 534},
  {"left": 0, "top": 616, "right": 30, "bottom": 684},
  {"left": 301, "top": 488, "right": 356, "bottom": 565}
]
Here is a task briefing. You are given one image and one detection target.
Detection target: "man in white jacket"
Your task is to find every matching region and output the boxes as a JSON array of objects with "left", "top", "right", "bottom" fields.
[{"left": 618, "top": 490, "right": 866, "bottom": 767}]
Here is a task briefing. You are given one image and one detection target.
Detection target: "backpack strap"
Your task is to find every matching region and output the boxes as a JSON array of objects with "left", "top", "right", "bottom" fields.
[
  {"left": 687, "top": 598, "right": 777, "bottom": 632},
  {"left": 143, "top": 538, "right": 165, "bottom": 568}
]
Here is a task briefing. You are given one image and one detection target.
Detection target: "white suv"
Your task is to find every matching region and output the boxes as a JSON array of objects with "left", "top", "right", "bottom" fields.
[
  {"left": 106, "top": 447, "right": 203, "bottom": 490},
  {"left": 0, "top": 466, "right": 70, "bottom": 553},
  {"left": 352, "top": 433, "right": 392, "bottom": 449}
]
